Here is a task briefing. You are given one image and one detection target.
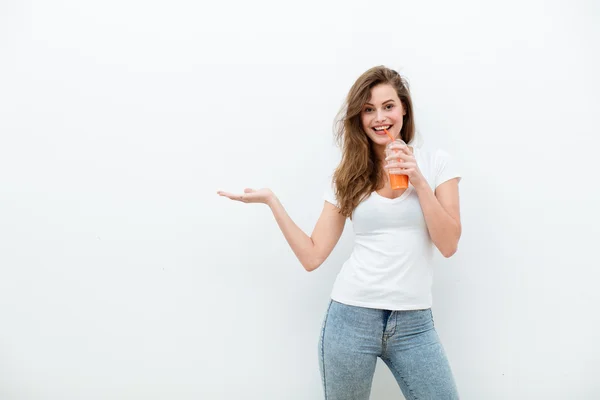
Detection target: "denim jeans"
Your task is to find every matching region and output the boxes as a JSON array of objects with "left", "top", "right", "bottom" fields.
[{"left": 318, "top": 300, "right": 459, "bottom": 399}]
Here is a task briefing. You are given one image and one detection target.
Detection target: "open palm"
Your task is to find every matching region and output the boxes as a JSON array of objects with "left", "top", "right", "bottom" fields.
[{"left": 217, "top": 188, "right": 274, "bottom": 204}]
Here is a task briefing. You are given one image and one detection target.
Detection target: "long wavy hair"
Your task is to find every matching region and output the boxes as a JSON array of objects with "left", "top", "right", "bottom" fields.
[{"left": 332, "top": 66, "right": 416, "bottom": 218}]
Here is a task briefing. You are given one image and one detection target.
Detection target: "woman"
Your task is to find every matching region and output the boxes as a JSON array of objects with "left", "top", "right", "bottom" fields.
[{"left": 218, "top": 66, "right": 461, "bottom": 399}]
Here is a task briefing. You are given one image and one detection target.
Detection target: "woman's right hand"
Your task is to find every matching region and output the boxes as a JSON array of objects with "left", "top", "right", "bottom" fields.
[{"left": 217, "top": 188, "right": 275, "bottom": 205}]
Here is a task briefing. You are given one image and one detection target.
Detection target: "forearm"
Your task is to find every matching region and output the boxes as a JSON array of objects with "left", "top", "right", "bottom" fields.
[
  {"left": 413, "top": 182, "right": 461, "bottom": 257},
  {"left": 267, "top": 195, "right": 317, "bottom": 271}
]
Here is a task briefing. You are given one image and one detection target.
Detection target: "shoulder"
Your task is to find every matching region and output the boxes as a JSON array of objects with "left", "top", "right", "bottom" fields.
[
  {"left": 414, "top": 145, "right": 461, "bottom": 188},
  {"left": 414, "top": 145, "right": 453, "bottom": 166}
]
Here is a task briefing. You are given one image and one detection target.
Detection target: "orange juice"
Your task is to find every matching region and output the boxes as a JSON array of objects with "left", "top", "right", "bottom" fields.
[
  {"left": 383, "top": 128, "right": 409, "bottom": 189},
  {"left": 390, "top": 173, "right": 409, "bottom": 190}
]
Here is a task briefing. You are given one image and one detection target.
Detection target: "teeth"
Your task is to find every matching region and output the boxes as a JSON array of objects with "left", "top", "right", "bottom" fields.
[{"left": 373, "top": 125, "right": 391, "bottom": 131}]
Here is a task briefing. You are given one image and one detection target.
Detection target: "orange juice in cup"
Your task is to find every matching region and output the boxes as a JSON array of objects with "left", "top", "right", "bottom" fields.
[
  {"left": 384, "top": 129, "right": 409, "bottom": 190},
  {"left": 389, "top": 169, "right": 409, "bottom": 190}
]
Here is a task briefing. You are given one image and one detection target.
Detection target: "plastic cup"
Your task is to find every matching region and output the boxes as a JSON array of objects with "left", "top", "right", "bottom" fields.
[{"left": 385, "top": 140, "right": 409, "bottom": 190}]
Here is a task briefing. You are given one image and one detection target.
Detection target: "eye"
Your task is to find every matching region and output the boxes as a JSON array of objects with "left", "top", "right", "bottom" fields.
[
  {"left": 364, "top": 107, "right": 373, "bottom": 113},
  {"left": 385, "top": 104, "right": 394, "bottom": 110}
]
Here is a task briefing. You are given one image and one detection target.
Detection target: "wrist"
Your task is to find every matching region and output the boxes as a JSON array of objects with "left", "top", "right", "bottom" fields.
[
  {"left": 266, "top": 192, "right": 279, "bottom": 208},
  {"left": 412, "top": 179, "right": 431, "bottom": 194}
]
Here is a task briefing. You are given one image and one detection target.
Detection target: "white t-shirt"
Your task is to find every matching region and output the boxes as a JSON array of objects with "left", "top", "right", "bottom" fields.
[{"left": 323, "top": 146, "right": 461, "bottom": 311}]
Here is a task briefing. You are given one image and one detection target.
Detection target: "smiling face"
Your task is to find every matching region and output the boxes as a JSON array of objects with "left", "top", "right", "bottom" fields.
[{"left": 361, "top": 83, "right": 407, "bottom": 150}]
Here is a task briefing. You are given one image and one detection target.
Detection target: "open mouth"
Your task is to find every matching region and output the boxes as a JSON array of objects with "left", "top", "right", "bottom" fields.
[{"left": 373, "top": 125, "right": 393, "bottom": 134}]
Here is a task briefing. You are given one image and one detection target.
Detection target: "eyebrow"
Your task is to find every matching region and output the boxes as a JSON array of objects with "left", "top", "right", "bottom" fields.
[{"left": 364, "top": 99, "right": 395, "bottom": 106}]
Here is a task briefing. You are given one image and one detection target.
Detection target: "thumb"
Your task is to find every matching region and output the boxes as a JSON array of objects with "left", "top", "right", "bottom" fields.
[{"left": 244, "top": 188, "right": 255, "bottom": 193}]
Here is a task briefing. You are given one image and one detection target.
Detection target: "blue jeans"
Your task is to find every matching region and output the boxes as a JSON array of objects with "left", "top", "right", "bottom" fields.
[{"left": 318, "top": 300, "right": 459, "bottom": 399}]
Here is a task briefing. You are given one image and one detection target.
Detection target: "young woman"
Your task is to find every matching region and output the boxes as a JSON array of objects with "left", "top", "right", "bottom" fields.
[{"left": 218, "top": 66, "right": 461, "bottom": 399}]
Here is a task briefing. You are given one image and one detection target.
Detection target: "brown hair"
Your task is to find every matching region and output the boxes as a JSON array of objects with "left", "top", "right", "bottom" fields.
[{"left": 332, "top": 66, "right": 416, "bottom": 218}]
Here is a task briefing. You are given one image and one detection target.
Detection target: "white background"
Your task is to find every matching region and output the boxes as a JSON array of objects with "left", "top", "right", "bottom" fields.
[{"left": 1, "top": 0, "right": 599, "bottom": 399}]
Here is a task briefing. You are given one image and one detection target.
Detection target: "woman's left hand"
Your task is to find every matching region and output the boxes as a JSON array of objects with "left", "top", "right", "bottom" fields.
[{"left": 384, "top": 142, "right": 426, "bottom": 188}]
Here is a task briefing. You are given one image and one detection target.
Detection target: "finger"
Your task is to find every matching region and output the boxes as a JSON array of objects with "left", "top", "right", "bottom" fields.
[
  {"left": 385, "top": 161, "right": 403, "bottom": 168},
  {"left": 244, "top": 188, "right": 255, "bottom": 193},
  {"left": 387, "top": 143, "right": 409, "bottom": 151},
  {"left": 385, "top": 154, "right": 413, "bottom": 162},
  {"left": 385, "top": 155, "right": 402, "bottom": 161},
  {"left": 385, "top": 162, "right": 415, "bottom": 169},
  {"left": 389, "top": 168, "right": 413, "bottom": 175},
  {"left": 393, "top": 146, "right": 412, "bottom": 155},
  {"left": 217, "top": 191, "right": 244, "bottom": 201},
  {"left": 388, "top": 170, "right": 410, "bottom": 175}
]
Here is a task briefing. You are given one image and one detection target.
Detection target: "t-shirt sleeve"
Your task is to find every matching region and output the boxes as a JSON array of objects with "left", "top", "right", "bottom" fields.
[
  {"left": 323, "top": 177, "right": 340, "bottom": 208},
  {"left": 434, "top": 149, "right": 462, "bottom": 189}
]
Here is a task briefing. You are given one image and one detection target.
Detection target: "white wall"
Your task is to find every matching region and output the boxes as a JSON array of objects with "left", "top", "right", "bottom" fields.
[{"left": 1, "top": 0, "right": 599, "bottom": 399}]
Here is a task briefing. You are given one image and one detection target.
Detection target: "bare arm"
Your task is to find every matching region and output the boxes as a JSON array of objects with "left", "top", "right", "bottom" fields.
[
  {"left": 217, "top": 188, "right": 346, "bottom": 271},
  {"left": 268, "top": 197, "right": 345, "bottom": 271},
  {"left": 384, "top": 143, "right": 462, "bottom": 258},
  {"left": 413, "top": 178, "right": 461, "bottom": 257}
]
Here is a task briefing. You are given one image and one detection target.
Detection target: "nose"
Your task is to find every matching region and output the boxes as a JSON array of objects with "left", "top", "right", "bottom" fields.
[{"left": 375, "top": 110, "right": 385, "bottom": 122}]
